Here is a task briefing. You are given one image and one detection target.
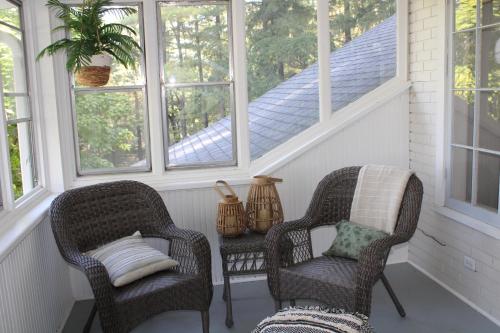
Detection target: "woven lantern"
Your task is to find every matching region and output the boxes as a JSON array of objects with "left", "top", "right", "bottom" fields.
[
  {"left": 215, "top": 180, "right": 247, "bottom": 237},
  {"left": 246, "top": 176, "right": 284, "bottom": 234}
]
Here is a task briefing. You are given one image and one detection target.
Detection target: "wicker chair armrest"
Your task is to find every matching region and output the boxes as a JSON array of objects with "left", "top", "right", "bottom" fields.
[
  {"left": 265, "top": 217, "right": 311, "bottom": 299},
  {"left": 156, "top": 226, "right": 213, "bottom": 297},
  {"left": 355, "top": 233, "right": 408, "bottom": 314},
  {"left": 265, "top": 217, "right": 311, "bottom": 259}
]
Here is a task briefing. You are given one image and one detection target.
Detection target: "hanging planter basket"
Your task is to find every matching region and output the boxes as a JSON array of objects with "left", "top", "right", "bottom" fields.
[
  {"left": 75, "top": 54, "right": 112, "bottom": 87},
  {"left": 246, "top": 175, "right": 284, "bottom": 234},
  {"left": 215, "top": 180, "right": 247, "bottom": 238}
]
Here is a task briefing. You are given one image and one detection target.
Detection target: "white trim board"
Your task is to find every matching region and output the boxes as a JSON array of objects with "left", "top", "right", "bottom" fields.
[{"left": 409, "top": 260, "right": 500, "bottom": 328}]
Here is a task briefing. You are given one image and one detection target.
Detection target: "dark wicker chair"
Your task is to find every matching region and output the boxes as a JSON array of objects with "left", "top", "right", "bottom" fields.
[
  {"left": 265, "top": 166, "right": 423, "bottom": 317},
  {"left": 50, "top": 181, "right": 213, "bottom": 333}
]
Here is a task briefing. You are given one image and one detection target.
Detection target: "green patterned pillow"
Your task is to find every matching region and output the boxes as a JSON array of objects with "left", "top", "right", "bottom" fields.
[{"left": 323, "top": 220, "right": 388, "bottom": 260}]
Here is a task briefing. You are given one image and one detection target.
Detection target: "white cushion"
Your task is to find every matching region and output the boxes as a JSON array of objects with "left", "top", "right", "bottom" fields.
[{"left": 86, "top": 231, "right": 178, "bottom": 287}]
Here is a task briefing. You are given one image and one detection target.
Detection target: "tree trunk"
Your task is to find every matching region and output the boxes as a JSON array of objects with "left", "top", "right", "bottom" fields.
[
  {"left": 343, "top": 0, "right": 352, "bottom": 43},
  {"left": 133, "top": 91, "right": 143, "bottom": 160}
]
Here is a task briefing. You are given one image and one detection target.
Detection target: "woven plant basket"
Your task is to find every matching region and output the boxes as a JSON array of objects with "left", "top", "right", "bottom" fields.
[
  {"left": 246, "top": 176, "right": 284, "bottom": 234},
  {"left": 75, "top": 66, "right": 111, "bottom": 87},
  {"left": 75, "top": 53, "right": 112, "bottom": 87},
  {"left": 215, "top": 180, "right": 247, "bottom": 237}
]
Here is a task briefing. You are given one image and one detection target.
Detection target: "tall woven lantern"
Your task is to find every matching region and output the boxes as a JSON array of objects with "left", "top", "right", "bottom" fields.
[
  {"left": 215, "top": 180, "right": 247, "bottom": 237},
  {"left": 246, "top": 176, "right": 284, "bottom": 234}
]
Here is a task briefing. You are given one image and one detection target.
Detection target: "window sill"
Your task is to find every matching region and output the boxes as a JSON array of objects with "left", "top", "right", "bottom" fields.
[
  {"left": 435, "top": 205, "right": 500, "bottom": 240},
  {"left": 0, "top": 190, "right": 56, "bottom": 262}
]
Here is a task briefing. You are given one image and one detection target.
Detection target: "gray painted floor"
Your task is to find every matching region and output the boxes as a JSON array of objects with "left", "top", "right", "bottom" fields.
[{"left": 63, "top": 263, "right": 500, "bottom": 333}]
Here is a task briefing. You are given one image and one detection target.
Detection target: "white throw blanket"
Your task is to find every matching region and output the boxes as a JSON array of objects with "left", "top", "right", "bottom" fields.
[{"left": 350, "top": 165, "right": 413, "bottom": 235}]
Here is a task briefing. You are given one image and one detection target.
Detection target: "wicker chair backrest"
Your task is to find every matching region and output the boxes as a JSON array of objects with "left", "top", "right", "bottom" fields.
[
  {"left": 306, "top": 167, "right": 422, "bottom": 237},
  {"left": 50, "top": 180, "right": 173, "bottom": 253}
]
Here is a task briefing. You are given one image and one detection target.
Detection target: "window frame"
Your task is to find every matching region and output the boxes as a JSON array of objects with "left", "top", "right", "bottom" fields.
[
  {"left": 0, "top": 0, "right": 42, "bottom": 211},
  {"left": 445, "top": 0, "right": 500, "bottom": 226},
  {"left": 68, "top": 1, "right": 152, "bottom": 176},
  {"left": 157, "top": 0, "right": 237, "bottom": 170},
  {"left": 48, "top": 0, "right": 409, "bottom": 187}
]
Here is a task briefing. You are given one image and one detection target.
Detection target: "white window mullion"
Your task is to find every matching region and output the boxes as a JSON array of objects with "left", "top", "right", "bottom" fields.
[
  {"left": 232, "top": 0, "right": 250, "bottom": 169},
  {"left": 142, "top": 1, "right": 164, "bottom": 176},
  {"left": 470, "top": 0, "right": 481, "bottom": 206},
  {"left": 317, "top": 0, "right": 331, "bottom": 123}
]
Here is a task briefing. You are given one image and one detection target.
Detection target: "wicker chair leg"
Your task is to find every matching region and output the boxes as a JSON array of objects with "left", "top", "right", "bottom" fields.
[
  {"left": 381, "top": 273, "right": 406, "bottom": 317},
  {"left": 201, "top": 311, "right": 209, "bottom": 333},
  {"left": 274, "top": 300, "right": 282, "bottom": 312},
  {"left": 83, "top": 303, "right": 97, "bottom": 333},
  {"left": 290, "top": 299, "right": 296, "bottom": 307},
  {"left": 224, "top": 276, "right": 233, "bottom": 328}
]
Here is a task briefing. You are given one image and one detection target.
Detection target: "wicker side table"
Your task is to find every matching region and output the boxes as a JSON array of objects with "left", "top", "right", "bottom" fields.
[{"left": 219, "top": 231, "right": 267, "bottom": 328}]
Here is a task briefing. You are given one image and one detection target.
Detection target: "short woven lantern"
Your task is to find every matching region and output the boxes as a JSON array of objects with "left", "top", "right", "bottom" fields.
[
  {"left": 246, "top": 176, "right": 284, "bottom": 234},
  {"left": 215, "top": 180, "right": 247, "bottom": 237}
]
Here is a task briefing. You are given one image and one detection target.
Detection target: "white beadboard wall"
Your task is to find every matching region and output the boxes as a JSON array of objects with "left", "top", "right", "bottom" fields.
[
  {"left": 408, "top": 0, "right": 500, "bottom": 325},
  {"left": 70, "top": 89, "right": 410, "bottom": 300},
  {"left": 0, "top": 216, "right": 74, "bottom": 333}
]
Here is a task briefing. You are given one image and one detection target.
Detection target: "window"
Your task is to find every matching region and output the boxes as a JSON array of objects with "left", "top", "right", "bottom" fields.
[
  {"left": 0, "top": 0, "right": 38, "bottom": 208},
  {"left": 57, "top": 1, "right": 402, "bottom": 177},
  {"left": 158, "top": 1, "right": 235, "bottom": 167},
  {"left": 71, "top": 4, "right": 150, "bottom": 174},
  {"left": 329, "top": 0, "right": 396, "bottom": 111},
  {"left": 448, "top": 0, "right": 500, "bottom": 224},
  {"left": 246, "top": 0, "right": 318, "bottom": 160}
]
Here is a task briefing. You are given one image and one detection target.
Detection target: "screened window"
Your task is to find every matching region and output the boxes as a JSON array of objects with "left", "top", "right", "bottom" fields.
[
  {"left": 329, "top": 0, "right": 396, "bottom": 111},
  {"left": 448, "top": 0, "right": 500, "bottom": 224},
  {"left": 159, "top": 1, "right": 235, "bottom": 167},
  {"left": 72, "top": 4, "right": 150, "bottom": 174},
  {"left": 246, "top": 0, "right": 318, "bottom": 160},
  {"left": 0, "top": 0, "right": 37, "bottom": 206}
]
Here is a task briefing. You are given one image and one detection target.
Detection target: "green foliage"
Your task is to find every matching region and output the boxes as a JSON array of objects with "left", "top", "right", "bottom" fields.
[
  {"left": 76, "top": 91, "right": 145, "bottom": 170},
  {"left": 36, "top": 0, "right": 142, "bottom": 71},
  {"left": 7, "top": 124, "right": 22, "bottom": 199},
  {"left": 246, "top": 0, "right": 318, "bottom": 100},
  {"left": 329, "top": 0, "right": 395, "bottom": 49}
]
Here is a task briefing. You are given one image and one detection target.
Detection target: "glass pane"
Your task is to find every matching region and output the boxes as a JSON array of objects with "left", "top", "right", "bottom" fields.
[
  {"left": 4, "top": 94, "right": 29, "bottom": 120},
  {"left": 0, "top": 23, "right": 27, "bottom": 93},
  {"left": 481, "top": 0, "right": 500, "bottom": 26},
  {"left": 73, "top": 5, "right": 143, "bottom": 87},
  {"left": 330, "top": 0, "right": 396, "bottom": 111},
  {"left": 75, "top": 91, "right": 147, "bottom": 171},
  {"left": 452, "top": 90, "right": 475, "bottom": 146},
  {"left": 450, "top": 147, "right": 473, "bottom": 203},
  {"left": 7, "top": 122, "right": 37, "bottom": 199},
  {"left": 479, "top": 91, "right": 500, "bottom": 151},
  {"left": 0, "top": 0, "right": 20, "bottom": 29},
  {"left": 480, "top": 26, "right": 500, "bottom": 88},
  {"left": 453, "top": 31, "right": 476, "bottom": 88},
  {"left": 166, "top": 85, "right": 232, "bottom": 166},
  {"left": 454, "top": 0, "right": 477, "bottom": 31},
  {"left": 246, "top": 0, "right": 318, "bottom": 160},
  {"left": 160, "top": 3, "right": 229, "bottom": 83},
  {"left": 477, "top": 152, "right": 499, "bottom": 211}
]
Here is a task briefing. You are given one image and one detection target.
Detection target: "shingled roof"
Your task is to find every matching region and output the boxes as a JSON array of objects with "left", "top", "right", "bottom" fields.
[{"left": 168, "top": 15, "right": 396, "bottom": 165}]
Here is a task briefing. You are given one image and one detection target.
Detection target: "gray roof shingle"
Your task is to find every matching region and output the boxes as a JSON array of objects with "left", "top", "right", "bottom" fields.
[{"left": 168, "top": 16, "right": 396, "bottom": 165}]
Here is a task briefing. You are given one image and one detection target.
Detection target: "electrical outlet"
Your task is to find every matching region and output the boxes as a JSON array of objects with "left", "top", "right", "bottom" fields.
[{"left": 464, "top": 256, "right": 476, "bottom": 272}]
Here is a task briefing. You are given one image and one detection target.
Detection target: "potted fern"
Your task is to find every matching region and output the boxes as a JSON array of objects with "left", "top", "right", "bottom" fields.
[{"left": 37, "top": 0, "right": 142, "bottom": 87}]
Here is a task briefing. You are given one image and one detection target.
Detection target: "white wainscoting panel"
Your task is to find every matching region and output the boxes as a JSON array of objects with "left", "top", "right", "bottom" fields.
[
  {"left": 0, "top": 216, "right": 73, "bottom": 333},
  {"left": 71, "top": 91, "right": 410, "bottom": 299}
]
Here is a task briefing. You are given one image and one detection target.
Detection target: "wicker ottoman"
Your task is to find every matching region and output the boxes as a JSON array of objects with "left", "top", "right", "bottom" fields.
[{"left": 253, "top": 307, "right": 374, "bottom": 333}]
